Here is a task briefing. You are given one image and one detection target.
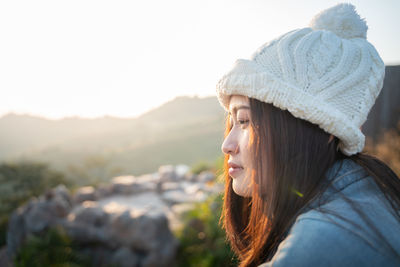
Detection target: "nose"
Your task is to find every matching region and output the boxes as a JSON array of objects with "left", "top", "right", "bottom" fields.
[{"left": 221, "top": 132, "right": 239, "bottom": 155}]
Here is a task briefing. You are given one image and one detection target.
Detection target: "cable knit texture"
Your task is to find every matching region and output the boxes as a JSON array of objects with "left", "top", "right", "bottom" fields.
[{"left": 216, "top": 3, "right": 385, "bottom": 156}]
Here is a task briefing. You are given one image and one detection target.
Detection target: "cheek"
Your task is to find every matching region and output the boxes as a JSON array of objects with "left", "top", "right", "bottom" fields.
[
  {"left": 240, "top": 131, "right": 251, "bottom": 154},
  {"left": 240, "top": 131, "right": 252, "bottom": 166}
]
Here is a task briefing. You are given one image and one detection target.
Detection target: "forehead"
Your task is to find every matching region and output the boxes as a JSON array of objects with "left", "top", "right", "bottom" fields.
[{"left": 228, "top": 95, "right": 249, "bottom": 112}]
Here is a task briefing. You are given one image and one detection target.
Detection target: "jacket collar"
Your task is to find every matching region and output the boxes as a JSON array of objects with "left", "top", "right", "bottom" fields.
[
  {"left": 324, "top": 158, "right": 367, "bottom": 192},
  {"left": 283, "top": 158, "right": 369, "bottom": 238},
  {"left": 300, "top": 158, "right": 368, "bottom": 213}
]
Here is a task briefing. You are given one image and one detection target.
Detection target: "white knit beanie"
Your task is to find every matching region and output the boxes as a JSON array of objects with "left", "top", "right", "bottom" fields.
[{"left": 216, "top": 3, "right": 385, "bottom": 156}]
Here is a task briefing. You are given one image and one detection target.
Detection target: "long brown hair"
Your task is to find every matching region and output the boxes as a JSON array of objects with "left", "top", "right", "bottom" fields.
[{"left": 220, "top": 97, "right": 400, "bottom": 267}]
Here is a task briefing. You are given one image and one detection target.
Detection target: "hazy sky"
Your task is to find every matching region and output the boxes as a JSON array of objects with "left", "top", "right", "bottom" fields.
[{"left": 1, "top": 0, "right": 399, "bottom": 119}]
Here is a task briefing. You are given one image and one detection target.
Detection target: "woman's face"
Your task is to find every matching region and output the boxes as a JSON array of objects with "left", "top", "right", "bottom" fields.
[{"left": 221, "top": 95, "right": 253, "bottom": 197}]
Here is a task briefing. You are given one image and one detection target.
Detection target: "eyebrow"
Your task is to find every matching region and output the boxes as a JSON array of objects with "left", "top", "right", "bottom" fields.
[{"left": 228, "top": 105, "right": 250, "bottom": 115}]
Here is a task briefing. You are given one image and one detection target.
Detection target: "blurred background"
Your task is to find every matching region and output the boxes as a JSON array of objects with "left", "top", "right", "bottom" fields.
[{"left": 0, "top": 0, "right": 399, "bottom": 266}]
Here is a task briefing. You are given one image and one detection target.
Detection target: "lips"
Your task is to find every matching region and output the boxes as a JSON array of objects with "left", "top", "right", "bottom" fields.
[
  {"left": 228, "top": 161, "right": 243, "bottom": 177},
  {"left": 228, "top": 162, "right": 242, "bottom": 169}
]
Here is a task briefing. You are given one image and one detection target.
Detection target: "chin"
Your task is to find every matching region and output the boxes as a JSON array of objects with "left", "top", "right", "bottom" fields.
[{"left": 233, "top": 183, "right": 252, "bottom": 197}]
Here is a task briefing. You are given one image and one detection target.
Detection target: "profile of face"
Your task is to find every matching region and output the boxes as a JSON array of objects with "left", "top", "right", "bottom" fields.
[{"left": 221, "top": 95, "right": 253, "bottom": 197}]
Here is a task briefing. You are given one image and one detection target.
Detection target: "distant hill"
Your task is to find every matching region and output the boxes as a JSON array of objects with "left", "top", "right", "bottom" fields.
[{"left": 0, "top": 96, "right": 226, "bottom": 185}]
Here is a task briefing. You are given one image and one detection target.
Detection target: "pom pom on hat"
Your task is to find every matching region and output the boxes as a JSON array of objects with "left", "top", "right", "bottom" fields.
[{"left": 309, "top": 3, "right": 368, "bottom": 39}]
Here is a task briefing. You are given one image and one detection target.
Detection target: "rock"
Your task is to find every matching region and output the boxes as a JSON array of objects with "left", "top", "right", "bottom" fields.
[
  {"left": 107, "top": 210, "right": 178, "bottom": 266},
  {"left": 7, "top": 190, "right": 71, "bottom": 257},
  {"left": 25, "top": 193, "right": 71, "bottom": 233},
  {"left": 175, "top": 164, "right": 190, "bottom": 178},
  {"left": 107, "top": 210, "right": 163, "bottom": 250},
  {"left": 24, "top": 201, "right": 54, "bottom": 233},
  {"left": 206, "top": 182, "right": 225, "bottom": 194},
  {"left": 132, "top": 175, "right": 158, "bottom": 192},
  {"left": 197, "top": 171, "right": 215, "bottom": 183},
  {"left": 7, "top": 204, "right": 29, "bottom": 257},
  {"left": 162, "top": 189, "right": 207, "bottom": 205},
  {"left": 97, "top": 192, "right": 168, "bottom": 215},
  {"left": 43, "top": 184, "right": 73, "bottom": 217},
  {"left": 184, "top": 172, "right": 198, "bottom": 182},
  {"left": 111, "top": 175, "right": 137, "bottom": 195},
  {"left": 181, "top": 182, "right": 204, "bottom": 195},
  {"left": 81, "top": 245, "right": 115, "bottom": 266},
  {"left": 182, "top": 180, "right": 224, "bottom": 195},
  {"left": 156, "top": 181, "right": 163, "bottom": 194},
  {"left": 161, "top": 182, "right": 181, "bottom": 192},
  {"left": 61, "top": 221, "right": 111, "bottom": 246},
  {"left": 142, "top": 242, "right": 177, "bottom": 267},
  {"left": 159, "top": 165, "right": 178, "bottom": 182},
  {"left": 69, "top": 201, "right": 110, "bottom": 227},
  {"left": 111, "top": 247, "right": 140, "bottom": 267},
  {"left": 73, "top": 186, "right": 97, "bottom": 204},
  {"left": 111, "top": 175, "right": 156, "bottom": 195},
  {"left": 136, "top": 174, "right": 160, "bottom": 184},
  {"left": 0, "top": 246, "right": 12, "bottom": 267},
  {"left": 96, "top": 183, "right": 114, "bottom": 199},
  {"left": 5, "top": 164, "right": 218, "bottom": 266},
  {"left": 47, "top": 184, "right": 72, "bottom": 205}
]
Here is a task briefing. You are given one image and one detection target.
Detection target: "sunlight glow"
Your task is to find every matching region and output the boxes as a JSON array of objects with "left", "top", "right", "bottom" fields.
[{"left": 0, "top": 0, "right": 398, "bottom": 119}]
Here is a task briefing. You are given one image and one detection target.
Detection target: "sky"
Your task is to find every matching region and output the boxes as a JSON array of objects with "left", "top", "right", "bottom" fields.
[{"left": 1, "top": 0, "right": 399, "bottom": 120}]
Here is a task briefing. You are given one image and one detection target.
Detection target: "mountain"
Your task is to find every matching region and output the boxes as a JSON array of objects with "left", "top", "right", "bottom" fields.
[{"left": 0, "top": 96, "right": 226, "bottom": 185}]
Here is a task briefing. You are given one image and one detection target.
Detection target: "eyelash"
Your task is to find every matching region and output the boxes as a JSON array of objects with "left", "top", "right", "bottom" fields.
[
  {"left": 229, "top": 118, "right": 249, "bottom": 129},
  {"left": 238, "top": 119, "right": 249, "bottom": 125}
]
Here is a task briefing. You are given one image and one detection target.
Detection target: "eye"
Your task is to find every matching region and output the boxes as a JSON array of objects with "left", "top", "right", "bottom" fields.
[{"left": 238, "top": 119, "right": 250, "bottom": 128}]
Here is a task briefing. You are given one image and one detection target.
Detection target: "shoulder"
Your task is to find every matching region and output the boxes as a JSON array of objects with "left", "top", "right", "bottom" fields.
[
  {"left": 258, "top": 215, "right": 386, "bottom": 267},
  {"left": 258, "top": 159, "right": 400, "bottom": 266}
]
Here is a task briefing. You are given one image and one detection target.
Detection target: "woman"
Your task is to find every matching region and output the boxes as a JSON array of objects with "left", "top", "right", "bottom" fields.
[{"left": 216, "top": 3, "right": 400, "bottom": 267}]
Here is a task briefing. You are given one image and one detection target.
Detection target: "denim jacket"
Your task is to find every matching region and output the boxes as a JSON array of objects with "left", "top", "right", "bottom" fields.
[{"left": 258, "top": 158, "right": 400, "bottom": 267}]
